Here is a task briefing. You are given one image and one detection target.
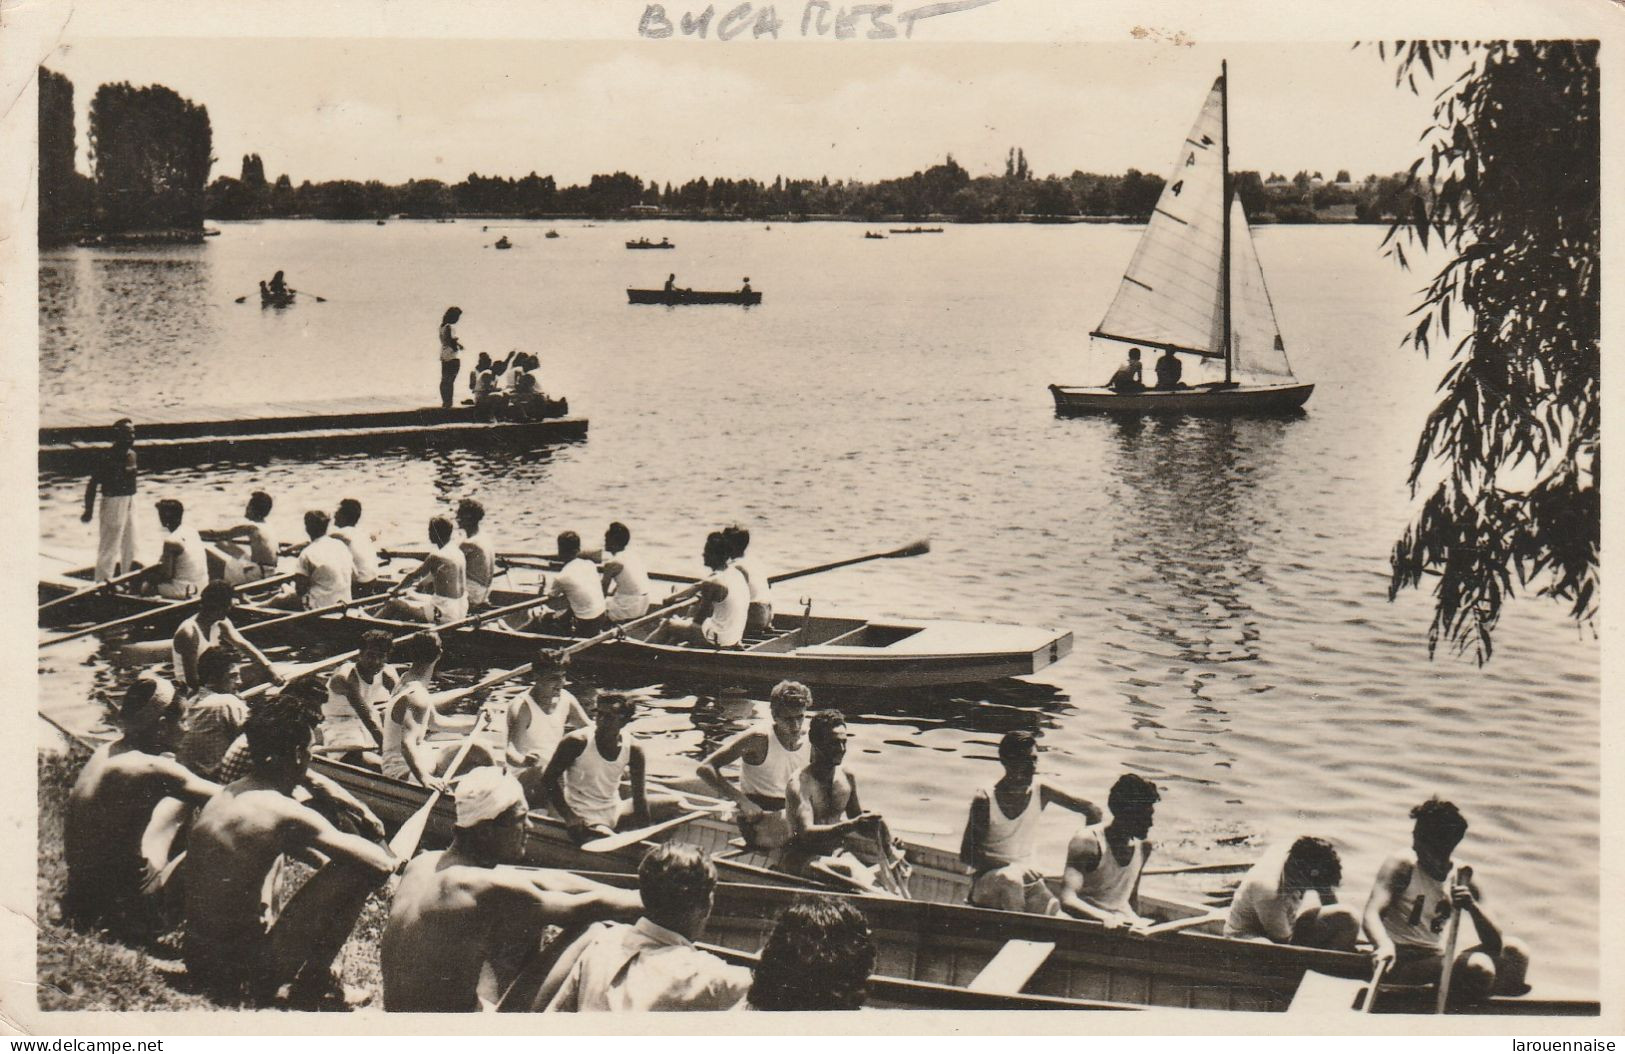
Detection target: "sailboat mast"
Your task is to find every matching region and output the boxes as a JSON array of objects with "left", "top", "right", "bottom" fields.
[{"left": 1220, "top": 60, "right": 1233, "bottom": 385}]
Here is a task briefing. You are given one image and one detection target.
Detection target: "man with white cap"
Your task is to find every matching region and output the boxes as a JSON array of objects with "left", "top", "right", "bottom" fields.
[{"left": 381, "top": 767, "right": 644, "bottom": 1012}]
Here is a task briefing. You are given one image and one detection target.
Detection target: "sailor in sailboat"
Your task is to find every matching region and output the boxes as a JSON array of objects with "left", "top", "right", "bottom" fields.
[
  {"left": 1107, "top": 349, "right": 1146, "bottom": 393},
  {"left": 1153, "top": 348, "right": 1185, "bottom": 390}
]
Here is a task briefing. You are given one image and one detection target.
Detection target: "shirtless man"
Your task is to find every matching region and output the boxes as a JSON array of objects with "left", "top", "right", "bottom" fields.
[
  {"left": 178, "top": 649, "right": 252, "bottom": 780},
  {"left": 146, "top": 498, "right": 209, "bottom": 599},
  {"left": 505, "top": 649, "right": 589, "bottom": 806},
  {"left": 328, "top": 498, "right": 380, "bottom": 593},
  {"left": 1058, "top": 773, "right": 1159, "bottom": 930},
  {"left": 183, "top": 695, "right": 396, "bottom": 1007},
  {"left": 1363, "top": 798, "right": 1530, "bottom": 1005},
  {"left": 64, "top": 675, "right": 218, "bottom": 936},
  {"left": 383, "top": 515, "right": 467, "bottom": 624},
  {"left": 318, "top": 629, "right": 395, "bottom": 758},
  {"left": 537, "top": 693, "right": 680, "bottom": 845},
  {"left": 600, "top": 522, "right": 652, "bottom": 622},
  {"left": 648, "top": 532, "right": 747, "bottom": 649},
  {"left": 380, "top": 768, "right": 644, "bottom": 1012},
  {"left": 960, "top": 730, "right": 1101, "bottom": 915},
  {"left": 1226, "top": 836, "right": 1360, "bottom": 949},
  {"left": 1106, "top": 348, "right": 1146, "bottom": 394},
  {"left": 518, "top": 531, "right": 608, "bottom": 637},
  {"left": 171, "top": 580, "right": 281, "bottom": 694},
  {"left": 697, "top": 680, "right": 810, "bottom": 849},
  {"left": 289, "top": 509, "right": 355, "bottom": 610},
  {"left": 456, "top": 498, "right": 498, "bottom": 610},
  {"left": 201, "top": 490, "right": 280, "bottom": 584},
  {"left": 380, "top": 632, "right": 496, "bottom": 790},
  {"left": 723, "top": 524, "right": 773, "bottom": 636},
  {"left": 783, "top": 710, "right": 906, "bottom": 888}
]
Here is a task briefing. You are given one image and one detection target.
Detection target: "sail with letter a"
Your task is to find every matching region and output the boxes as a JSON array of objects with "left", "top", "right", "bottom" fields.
[{"left": 1091, "top": 78, "right": 1227, "bottom": 360}]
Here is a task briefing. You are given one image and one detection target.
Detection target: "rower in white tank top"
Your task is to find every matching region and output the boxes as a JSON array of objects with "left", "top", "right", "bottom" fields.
[
  {"left": 322, "top": 659, "right": 394, "bottom": 751},
  {"left": 701, "top": 565, "right": 749, "bottom": 647},
  {"left": 157, "top": 524, "right": 209, "bottom": 599},
  {"left": 739, "top": 720, "right": 810, "bottom": 807},
  {"left": 978, "top": 782, "right": 1044, "bottom": 869},
  {"left": 1073, "top": 821, "right": 1146, "bottom": 916},
  {"left": 171, "top": 614, "right": 228, "bottom": 690},
  {"left": 459, "top": 532, "right": 496, "bottom": 608},
  {"left": 561, "top": 731, "right": 630, "bottom": 829},
  {"left": 603, "top": 545, "right": 651, "bottom": 621},
  {"left": 1380, "top": 854, "right": 1460, "bottom": 953},
  {"left": 381, "top": 681, "right": 417, "bottom": 782},
  {"left": 509, "top": 687, "right": 580, "bottom": 764}
]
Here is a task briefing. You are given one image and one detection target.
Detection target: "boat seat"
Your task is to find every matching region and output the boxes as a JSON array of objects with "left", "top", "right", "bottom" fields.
[{"left": 966, "top": 940, "right": 1057, "bottom": 996}]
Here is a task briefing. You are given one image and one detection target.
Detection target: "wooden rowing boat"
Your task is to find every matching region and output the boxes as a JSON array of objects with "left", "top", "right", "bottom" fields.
[
  {"left": 1049, "top": 382, "right": 1315, "bottom": 416},
  {"left": 39, "top": 566, "right": 1073, "bottom": 689},
  {"left": 261, "top": 289, "right": 296, "bottom": 308},
  {"left": 627, "top": 288, "right": 762, "bottom": 306}
]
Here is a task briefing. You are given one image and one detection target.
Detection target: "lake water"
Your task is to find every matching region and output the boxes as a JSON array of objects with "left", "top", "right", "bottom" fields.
[{"left": 37, "top": 220, "right": 1599, "bottom": 992}]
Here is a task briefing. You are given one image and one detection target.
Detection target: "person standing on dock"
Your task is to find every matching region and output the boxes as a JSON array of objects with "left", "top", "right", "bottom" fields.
[
  {"left": 723, "top": 524, "right": 772, "bottom": 636},
  {"left": 456, "top": 498, "right": 497, "bottom": 610},
  {"left": 782, "top": 710, "right": 907, "bottom": 889},
  {"left": 696, "top": 679, "right": 811, "bottom": 849},
  {"left": 505, "top": 649, "right": 589, "bottom": 806},
  {"left": 329, "top": 498, "right": 380, "bottom": 592},
  {"left": 600, "top": 521, "right": 652, "bottom": 622},
  {"left": 960, "top": 730, "right": 1102, "bottom": 915},
  {"left": 383, "top": 515, "right": 468, "bottom": 624},
  {"left": 289, "top": 509, "right": 355, "bottom": 611},
  {"left": 380, "top": 768, "right": 645, "bottom": 1012},
  {"left": 81, "top": 417, "right": 138, "bottom": 582},
  {"left": 1225, "top": 836, "right": 1360, "bottom": 950},
  {"left": 63, "top": 675, "right": 219, "bottom": 937},
  {"left": 201, "top": 490, "right": 280, "bottom": 584},
  {"left": 1362, "top": 798, "right": 1530, "bottom": 1004},
  {"left": 172, "top": 580, "right": 283, "bottom": 695},
  {"left": 439, "top": 307, "right": 464, "bottom": 409},
  {"left": 1058, "top": 773, "right": 1158, "bottom": 930},
  {"left": 146, "top": 498, "right": 209, "bottom": 599}
]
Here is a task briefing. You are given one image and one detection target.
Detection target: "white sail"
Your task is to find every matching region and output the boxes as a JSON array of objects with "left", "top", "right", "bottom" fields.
[
  {"left": 1091, "top": 78, "right": 1228, "bottom": 360},
  {"left": 1228, "top": 199, "right": 1296, "bottom": 379}
]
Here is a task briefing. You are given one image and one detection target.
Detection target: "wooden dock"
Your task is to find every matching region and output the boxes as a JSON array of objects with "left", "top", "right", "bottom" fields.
[{"left": 39, "top": 397, "right": 588, "bottom": 473}]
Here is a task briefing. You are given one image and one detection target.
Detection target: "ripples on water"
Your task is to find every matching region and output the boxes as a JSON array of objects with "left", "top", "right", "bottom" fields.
[{"left": 37, "top": 221, "right": 1598, "bottom": 989}]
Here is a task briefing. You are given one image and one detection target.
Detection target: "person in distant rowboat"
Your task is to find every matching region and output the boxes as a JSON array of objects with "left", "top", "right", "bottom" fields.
[
  {"left": 647, "top": 531, "right": 747, "bottom": 649},
  {"left": 1153, "top": 348, "right": 1185, "bottom": 391},
  {"left": 697, "top": 679, "right": 811, "bottom": 849},
  {"left": 663, "top": 274, "right": 676, "bottom": 293},
  {"left": 456, "top": 498, "right": 498, "bottom": 609},
  {"left": 81, "top": 417, "right": 138, "bottom": 582},
  {"left": 319, "top": 629, "right": 395, "bottom": 759},
  {"left": 171, "top": 580, "right": 282, "bottom": 694},
  {"left": 64, "top": 675, "right": 218, "bottom": 937},
  {"left": 536, "top": 693, "right": 683, "bottom": 845},
  {"left": 380, "top": 768, "right": 645, "bottom": 1012},
  {"left": 741, "top": 277, "right": 752, "bottom": 295},
  {"left": 782, "top": 710, "right": 908, "bottom": 889},
  {"left": 1107, "top": 348, "right": 1147, "bottom": 394},
  {"left": 382, "top": 515, "right": 468, "bottom": 624},
  {"left": 380, "top": 632, "right": 496, "bottom": 791},
  {"left": 201, "top": 490, "right": 280, "bottom": 584},
  {"left": 178, "top": 649, "right": 252, "bottom": 780},
  {"left": 182, "top": 694, "right": 396, "bottom": 1008},
  {"left": 512, "top": 531, "right": 609, "bottom": 637},
  {"left": 723, "top": 524, "right": 772, "bottom": 636},
  {"left": 960, "top": 730, "right": 1102, "bottom": 915},
  {"left": 1362, "top": 798, "right": 1530, "bottom": 1004},
  {"left": 145, "top": 498, "right": 210, "bottom": 599},
  {"left": 1058, "top": 773, "right": 1158, "bottom": 930},
  {"left": 505, "top": 649, "right": 590, "bottom": 805},
  {"left": 267, "top": 270, "right": 290, "bottom": 298},
  {"left": 600, "top": 521, "right": 652, "bottom": 622},
  {"left": 329, "top": 498, "right": 380, "bottom": 592},
  {"left": 1225, "top": 836, "right": 1359, "bottom": 950},
  {"left": 439, "top": 306, "right": 465, "bottom": 409},
  {"left": 545, "top": 844, "right": 751, "bottom": 1011},
  {"left": 286, "top": 508, "right": 355, "bottom": 611}
]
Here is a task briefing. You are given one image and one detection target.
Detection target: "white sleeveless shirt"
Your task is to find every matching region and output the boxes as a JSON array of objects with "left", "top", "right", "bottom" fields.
[
  {"left": 702, "top": 566, "right": 749, "bottom": 647},
  {"left": 604, "top": 547, "right": 652, "bottom": 619},
  {"left": 172, "top": 615, "right": 229, "bottom": 687},
  {"left": 381, "top": 680, "right": 428, "bottom": 782},
  {"left": 1380, "top": 856, "right": 1459, "bottom": 951},
  {"left": 1075, "top": 822, "right": 1144, "bottom": 914},
  {"left": 322, "top": 661, "right": 392, "bottom": 750},
  {"left": 562, "top": 731, "right": 630, "bottom": 828},
  {"left": 740, "top": 721, "right": 809, "bottom": 802},
  {"left": 510, "top": 689, "right": 578, "bottom": 763},
  {"left": 167, "top": 524, "right": 208, "bottom": 592},
  {"left": 980, "top": 783, "right": 1044, "bottom": 869}
]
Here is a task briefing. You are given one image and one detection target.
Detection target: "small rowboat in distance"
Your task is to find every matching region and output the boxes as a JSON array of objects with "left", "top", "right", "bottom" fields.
[
  {"left": 627, "top": 288, "right": 762, "bottom": 306},
  {"left": 626, "top": 239, "right": 675, "bottom": 250},
  {"left": 889, "top": 227, "right": 944, "bottom": 234},
  {"left": 260, "top": 289, "right": 295, "bottom": 308}
]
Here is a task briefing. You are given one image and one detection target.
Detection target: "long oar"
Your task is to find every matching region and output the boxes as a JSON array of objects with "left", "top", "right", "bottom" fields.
[
  {"left": 40, "top": 572, "right": 297, "bottom": 648},
  {"left": 1141, "top": 908, "right": 1227, "bottom": 937},
  {"left": 289, "top": 287, "right": 328, "bottom": 303},
  {"left": 872, "top": 827, "right": 911, "bottom": 899},
  {"left": 118, "top": 592, "right": 396, "bottom": 664},
  {"left": 1365, "top": 957, "right": 1389, "bottom": 1014},
  {"left": 1143, "top": 860, "right": 1256, "bottom": 877},
  {"left": 39, "top": 565, "right": 161, "bottom": 615},
  {"left": 579, "top": 804, "right": 726, "bottom": 854},
  {"left": 387, "top": 708, "right": 495, "bottom": 861},
  {"left": 1435, "top": 865, "right": 1472, "bottom": 1014},
  {"left": 486, "top": 539, "right": 932, "bottom": 589}
]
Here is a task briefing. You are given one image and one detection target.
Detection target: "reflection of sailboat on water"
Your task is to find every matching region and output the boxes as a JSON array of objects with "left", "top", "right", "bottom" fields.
[{"left": 1051, "top": 63, "right": 1314, "bottom": 415}]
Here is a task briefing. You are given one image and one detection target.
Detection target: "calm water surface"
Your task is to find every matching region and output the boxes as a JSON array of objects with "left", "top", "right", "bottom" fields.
[{"left": 38, "top": 221, "right": 1599, "bottom": 990}]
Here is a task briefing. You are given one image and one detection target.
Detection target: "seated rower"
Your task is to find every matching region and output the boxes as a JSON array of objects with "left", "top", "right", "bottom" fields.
[
  {"left": 172, "top": 580, "right": 281, "bottom": 695},
  {"left": 381, "top": 768, "right": 645, "bottom": 1012},
  {"left": 600, "top": 521, "right": 651, "bottom": 622},
  {"left": 545, "top": 844, "right": 751, "bottom": 1012},
  {"left": 469, "top": 352, "right": 493, "bottom": 397},
  {"left": 382, "top": 515, "right": 468, "bottom": 625},
  {"left": 267, "top": 270, "right": 290, "bottom": 298},
  {"left": 201, "top": 490, "right": 280, "bottom": 585},
  {"left": 1106, "top": 348, "right": 1147, "bottom": 394},
  {"left": 505, "top": 649, "right": 590, "bottom": 807},
  {"left": 64, "top": 675, "right": 219, "bottom": 938},
  {"left": 182, "top": 695, "right": 396, "bottom": 1008},
  {"left": 740, "top": 277, "right": 752, "bottom": 295},
  {"left": 1153, "top": 348, "right": 1185, "bottom": 391},
  {"left": 1058, "top": 773, "right": 1159, "bottom": 930},
  {"left": 178, "top": 649, "right": 252, "bottom": 781},
  {"left": 282, "top": 508, "right": 355, "bottom": 612},
  {"left": 329, "top": 498, "right": 381, "bottom": 594},
  {"left": 318, "top": 629, "right": 395, "bottom": 759},
  {"left": 536, "top": 692, "right": 683, "bottom": 845},
  {"left": 512, "top": 531, "right": 608, "bottom": 637},
  {"left": 663, "top": 273, "right": 677, "bottom": 293},
  {"left": 781, "top": 710, "right": 907, "bottom": 890},
  {"left": 647, "top": 531, "right": 747, "bottom": 649},
  {"left": 960, "top": 730, "right": 1101, "bottom": 915},
  {"left": 146, "top": 498, "right": 209, "bottom": 599},
  {"left": 456, "top": 498, "right": 497, "bottom": 610},
  {"left": 723, "top": 523, "right": 773, "bottom": 636},
  {"left": 696, "top": 680, "right": 810, "bottom": 849},
  {"left": 1226, "top": 836, "right": 1359, "bottom": 950},
  {"left": 1363, "top": 798, "right": 1530, "bottom": 1004},
  {"left": 381, "top": 632, "right": 496, "bottom": 790}
]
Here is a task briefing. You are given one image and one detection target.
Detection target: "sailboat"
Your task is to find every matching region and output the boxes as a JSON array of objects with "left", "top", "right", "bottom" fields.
[{"left": 1050, "top": 63, "right": 1314, "bottom": 415}]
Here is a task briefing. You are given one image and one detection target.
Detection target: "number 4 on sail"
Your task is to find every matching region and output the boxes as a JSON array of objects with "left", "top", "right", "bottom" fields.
[{"left": 1050, "top": 63, "right": 1314, "bottom": 416}]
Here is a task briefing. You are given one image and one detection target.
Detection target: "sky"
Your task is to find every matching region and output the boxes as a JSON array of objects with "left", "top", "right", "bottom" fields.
[{"left": 39, "top": 36, "right": 1441, "bottom": 189}]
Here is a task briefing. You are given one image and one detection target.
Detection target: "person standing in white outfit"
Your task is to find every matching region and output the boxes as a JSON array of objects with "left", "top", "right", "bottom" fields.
[
  {"left": 600, "top": 522, "right": 651, "bottom": 622},
  {"left": 438, "top": 307, "right": 464, "bottom": 409},
  {"left": 82, "top": 418, "right": 138, "bottom": 582}
]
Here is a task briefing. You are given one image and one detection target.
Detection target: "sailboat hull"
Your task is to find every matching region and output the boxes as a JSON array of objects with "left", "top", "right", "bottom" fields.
[{"left": 1048, "top": 382, "right": 1314, "bottom": 416}]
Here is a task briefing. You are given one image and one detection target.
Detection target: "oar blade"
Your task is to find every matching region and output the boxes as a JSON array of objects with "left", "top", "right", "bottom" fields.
[
  {"left": 387, "top": 797, "right": 439, "bottom": 859},
  {"left": 579, "top": 810, "right": 708, "bottom": 854},
  {"left": 886, "top": 538, "right": 931, "bottom": 559}
]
